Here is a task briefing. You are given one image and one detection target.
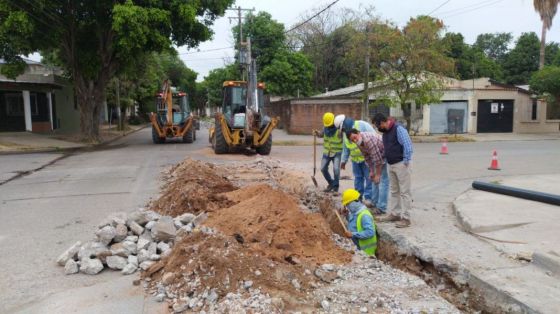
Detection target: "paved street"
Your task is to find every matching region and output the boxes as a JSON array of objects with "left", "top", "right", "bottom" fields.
[{"left": 1, "top": 127, "right": 559, "bottom": 312}]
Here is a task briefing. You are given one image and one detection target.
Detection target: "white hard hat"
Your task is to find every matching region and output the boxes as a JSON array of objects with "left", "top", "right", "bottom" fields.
[{"left": 333, "top": 114, "right": 345, "bottom": 129}]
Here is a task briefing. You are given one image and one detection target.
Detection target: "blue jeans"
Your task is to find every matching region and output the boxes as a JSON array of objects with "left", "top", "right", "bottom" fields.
[
  {"left": 371, "top": 163, "right": 389, "bottom": 212},
  {"left": 352, "top": 161, "right": 372, "bottom": 201},
  {"left": 320, "top": 153, "right": 341, "bottom": 191}
]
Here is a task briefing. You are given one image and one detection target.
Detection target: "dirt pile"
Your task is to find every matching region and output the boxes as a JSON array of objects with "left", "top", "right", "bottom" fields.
[
  {"left": 145, "top": 231, "right": 313, "bottom": 312},
  {"left": 150, "top": 158, "right": 237, "bottom": 216},
  {"left": 205, "top": 184, "right": 352, "bottom": 266}
]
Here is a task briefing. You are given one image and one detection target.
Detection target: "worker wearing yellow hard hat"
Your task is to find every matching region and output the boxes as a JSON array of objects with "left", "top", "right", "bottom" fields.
[
  {"left": 341, "top": 189, "right": 377, "bottom": 256},
  {"left": 312, "top": 112, "right": 343, "bottom": 194}
]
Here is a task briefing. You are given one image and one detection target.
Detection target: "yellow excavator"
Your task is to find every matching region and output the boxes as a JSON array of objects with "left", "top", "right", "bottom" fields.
[
  {"left": 150, "top": 80, "right": 196, "bottom": 144},
  {"left": 209, "top": 38, "right": 278, "bottom": 155},
  {"left": 209, "top": 80, "right": 278, "bottom": 155}
]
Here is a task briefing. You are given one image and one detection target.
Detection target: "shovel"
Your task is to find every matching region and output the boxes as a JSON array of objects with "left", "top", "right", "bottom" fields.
[
  {"left": 334, "top": 209, "right": 349, "bottom": 234},
  {"left": 311, "top": 133, "right": 318, "bottom": 187}
]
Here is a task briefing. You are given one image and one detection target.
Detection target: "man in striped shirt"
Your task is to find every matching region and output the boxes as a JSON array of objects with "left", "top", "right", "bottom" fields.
[{"left": 347, "top": 128, "right": 389, "bottom": 215}]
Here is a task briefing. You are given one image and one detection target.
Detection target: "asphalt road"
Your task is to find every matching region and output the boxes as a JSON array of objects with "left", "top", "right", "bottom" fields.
[{"left": 1, "top": 127, "right": 559, "bottom": 312}]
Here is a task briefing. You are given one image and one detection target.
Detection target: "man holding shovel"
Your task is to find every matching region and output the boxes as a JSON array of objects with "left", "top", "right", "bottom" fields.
[
  {"left": 340, "top": 188, "right": 378, "bottom": 256},
  {"left": 312, "top": 112, "right": 343, "bottom": 193}
]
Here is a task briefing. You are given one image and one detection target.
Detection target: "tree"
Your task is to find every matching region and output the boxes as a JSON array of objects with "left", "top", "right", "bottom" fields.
[
  {"left": 0, "top": 0, "right": 232, "bottom": 141},
  {"left": 529, "top": 66, "right": 560, "bottom": 119},
  {"left": 367, "top": 16, "right": 454, "bottom": 130},
  {"left": 260, "top": 51, "right": 314, "bottom": 97},
  {"left": 443, "top": 32, "right": 503, "bottom": 80},
  {"left": 473, "top": 33, "right": 513, "bottom": 63},
  {"left": 502, "top": 33, "right": 540, "bottom": 84},
  {"left": 202, "top": 64, "right": 239, "bottom": 107},
  {"left": 533, "top": 0, "right": 559, "bottom": 69}
]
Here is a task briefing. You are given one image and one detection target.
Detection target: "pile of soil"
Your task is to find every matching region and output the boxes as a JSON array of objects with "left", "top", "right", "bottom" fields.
[
  {"left": 205, "top": 184, "right": 352, "bottom": 266},
  {"left": 146, "top": 232, "right": 313, "bottom": 303},
  {"left": 150, "top": 158, "right": 237, "bottom": 216}
]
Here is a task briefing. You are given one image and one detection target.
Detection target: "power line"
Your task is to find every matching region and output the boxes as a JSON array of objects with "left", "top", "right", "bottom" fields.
[
  {"left": 439, "top": 0, "right": 504, "bottom": 18},
  {"left": 427, "top": 0, "right": 452, "bottom": 16},
  {"left": 178, "top": 46, "right": 234, "bottom": 55},
  {"left": 284, "top": 0, "right": 340, "bottom": 34},
  {"left": 436, "top": 0, "right": 502, "bottom": 17}
]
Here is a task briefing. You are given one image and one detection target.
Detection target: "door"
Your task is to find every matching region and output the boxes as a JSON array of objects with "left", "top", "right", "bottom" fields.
[
  {"left": 429, "top": 101, "right": 468, "bottom": 134},
  {"left": 477, "top": 100, "right": 514, "bottom": 133}
]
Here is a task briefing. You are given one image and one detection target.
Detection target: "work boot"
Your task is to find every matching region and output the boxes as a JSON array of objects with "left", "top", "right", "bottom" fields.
[
  {"left": 395, "top": 218, "right": 411, "bottom": 228},
  {"left": 323, "top": 186, "right": 333, "bottom": 193},
  {"left": 377, "top": 214, "right": 400, "bottom": 222},
  {"left": 363, "top": 199, "right": 374, "bottom": 208},
  {"left": 371, "top": 207, "right": 385, "bottom": 216}
]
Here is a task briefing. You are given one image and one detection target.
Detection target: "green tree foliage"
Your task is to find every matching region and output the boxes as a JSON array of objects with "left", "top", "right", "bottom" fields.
[
  {"left": 367, "top": 16, "right": 454, "bottom": 130},
  {"left": 443, "top": 33, "right": 503, "bottom": 80},
  {"left": 201, "top": 64, "right": 239, "bottom": 107},
  {"left": 529, "top": 66, "right": 560, "bottom": 118},
  {"left": 473, "top": 33, "right": 513, "bottom": 63},
  {"left": 502, "top": 32, "right": 541, "bottom": 84},
  {"left": 0, "top": 0, "right": 232, "bottom": 141},
  {"left": 260, "top": 51, "right": 314, "bottom": 97}
]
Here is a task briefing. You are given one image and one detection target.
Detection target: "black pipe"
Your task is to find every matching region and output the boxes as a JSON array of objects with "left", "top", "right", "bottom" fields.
[{"left": 472, "top": 181, "right": 560, "bottom": 206}]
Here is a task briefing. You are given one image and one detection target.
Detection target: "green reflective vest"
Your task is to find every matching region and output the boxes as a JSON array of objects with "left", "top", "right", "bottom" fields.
[
  {"left": 344, "top": 121, "right": 365, "bottom": 162},
  {"left": 357, "top": 209, "right": 378, "bottom": 256},
  {"left": 323, "top": 129, "right": 343, "bottom": 154}
]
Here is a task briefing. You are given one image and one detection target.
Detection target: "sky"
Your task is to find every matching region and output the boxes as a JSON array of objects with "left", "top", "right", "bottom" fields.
[
  {"left": 176, "top": 0, "right": 560, "bottom": 81},
  {"left": 25, "top": 0, "right": 560, "bottom": 81}
]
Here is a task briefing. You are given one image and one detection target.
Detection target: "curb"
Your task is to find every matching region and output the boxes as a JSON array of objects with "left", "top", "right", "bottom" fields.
[
  {"left": 0, "top": 125, "right": 148, "bottom": 156},
  {"left": 377, "top": 225, "right": 540, "bottom": 313}
]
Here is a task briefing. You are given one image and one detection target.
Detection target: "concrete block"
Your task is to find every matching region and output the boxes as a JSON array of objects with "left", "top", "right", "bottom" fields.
[
  {"left": 56, "top": 241, "right": 81, "bottom": 266},
  {"left": 80, "top": 258, "right": 104, "bottom": 275},
  {"left": 106, "top": 256, "right": 128, "bottom": 270},
  {"left": 152, "top": 216, "right": 176, "bottom": 242}
]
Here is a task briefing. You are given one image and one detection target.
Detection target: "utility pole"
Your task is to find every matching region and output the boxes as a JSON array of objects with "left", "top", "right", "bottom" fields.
[
  {"left": 227, "top": 6, "right": 254, "bottom": 81},
  {"left": 362, "top": 24, "right": 370, "bottom": 121}
]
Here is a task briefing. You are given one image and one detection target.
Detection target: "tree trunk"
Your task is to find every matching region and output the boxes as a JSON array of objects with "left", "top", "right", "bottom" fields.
[
  {"left": 540, "top": 21, "right": 547, "bottom": 69},
  {"left": 76, "top": 77, "right": 106, "bottom": 143}
]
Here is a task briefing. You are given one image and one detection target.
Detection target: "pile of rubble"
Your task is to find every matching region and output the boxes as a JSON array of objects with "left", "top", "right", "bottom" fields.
[{"left": 56, "top": 209, "right": 205, "bottom": 276}]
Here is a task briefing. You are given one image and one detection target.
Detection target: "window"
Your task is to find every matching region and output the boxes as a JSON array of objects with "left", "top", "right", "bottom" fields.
[
  {"left": 531, "top": 99, "right": 537, "bottom": 120},
  {"left": 5, "top": 93, "right": 24, "bottom": 116}
]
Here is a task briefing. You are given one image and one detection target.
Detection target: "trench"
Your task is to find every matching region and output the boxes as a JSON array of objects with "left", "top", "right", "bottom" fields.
[{"left": 316, "top": 196, "right": 514, "bottom": 314}]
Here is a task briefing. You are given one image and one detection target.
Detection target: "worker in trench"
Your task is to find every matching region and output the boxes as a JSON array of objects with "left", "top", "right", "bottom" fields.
[
  {"left": 341, "top": 188, "right": 378, "bottom": 256},
  {"left": 312, "top": 112, "right": 343, "bottom": 194}
]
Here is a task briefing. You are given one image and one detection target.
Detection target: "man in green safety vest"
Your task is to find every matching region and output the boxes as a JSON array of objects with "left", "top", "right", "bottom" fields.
[
  {"left": 334, "top": 114, "right": 376, "bottom": 207},
  {"left": 341, "top": 188, "right": 378, "bottom": 256},
  {"left": 313, "top": 112, "right": 343, "bottom": 193}
]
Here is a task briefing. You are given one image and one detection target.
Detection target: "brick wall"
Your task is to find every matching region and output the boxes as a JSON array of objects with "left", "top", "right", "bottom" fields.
[{"left": 287, "top": 98, "right": 362, "bottom": 134}]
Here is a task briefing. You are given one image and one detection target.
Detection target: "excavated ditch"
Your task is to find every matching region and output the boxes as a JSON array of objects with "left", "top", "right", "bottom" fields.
[{"left": 145, "top": 157, "right": 471, "bottom": 312}]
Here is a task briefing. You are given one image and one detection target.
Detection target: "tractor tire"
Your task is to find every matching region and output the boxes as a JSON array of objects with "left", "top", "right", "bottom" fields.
[
  {"left": 183, "top": 127, "right": 194, "bottom": 143},
  {"left": 213, "top": 119, "right": 229, "bottom": 154},
  {"left": 152, "top": 126, "right": 165, "bottom": 144},
  {"left": 255, "top": 134, "right": 272, "bottom": 155}
]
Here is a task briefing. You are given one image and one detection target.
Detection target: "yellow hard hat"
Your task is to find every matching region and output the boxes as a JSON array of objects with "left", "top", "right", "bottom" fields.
[
  {"left": 342, "top": 188, "right": 360, "bottom": 206},
  {"left": 323, "top": 112, "right": 335, "bottom": 127}
]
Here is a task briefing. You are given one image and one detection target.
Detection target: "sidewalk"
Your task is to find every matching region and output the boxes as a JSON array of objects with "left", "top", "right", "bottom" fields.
[
  {"left": 271, "top": 129, "right": 560, "bottom": 145},
  {"left": 0, "top": 124, "right": 147, "bottom": 154}
]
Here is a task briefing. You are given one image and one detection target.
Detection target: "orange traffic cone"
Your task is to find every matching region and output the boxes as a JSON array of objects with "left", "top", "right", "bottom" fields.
[
  {"left": 488, "top": 150, "right": 501, "bottom": 170},
  {"left": 440, "top": 139, "right": 449, "bottom": 155}
]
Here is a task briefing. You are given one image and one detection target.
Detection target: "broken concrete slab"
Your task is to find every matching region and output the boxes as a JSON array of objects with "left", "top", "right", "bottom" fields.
[
  {"left": 56, "top": 241, "right": 81, "bottom": 266},
  {"left": 106, "top": 256, "right": 127, "bottom": 270},
  {"left": 80, "top": 258, "right": 104, "bottom": 275},
  {"left": 151, "top": 216, "right": 176, "bottom": 242}
]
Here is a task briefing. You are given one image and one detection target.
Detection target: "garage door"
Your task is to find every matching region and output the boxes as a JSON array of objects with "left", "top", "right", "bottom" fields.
[
  {"left": 429, "top": 101, "right": 468, "bottom": 134},
  {"left": 477, "top": 100, "right": 513, "bottom": 133}
]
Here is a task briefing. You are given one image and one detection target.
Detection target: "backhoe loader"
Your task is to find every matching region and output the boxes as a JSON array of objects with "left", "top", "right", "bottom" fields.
[{"left": 150, "top": 80, "right": 196, "bottom": 144}]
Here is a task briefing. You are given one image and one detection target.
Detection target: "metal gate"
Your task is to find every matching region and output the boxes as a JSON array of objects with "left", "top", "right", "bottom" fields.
[
  {"left": 429, "top": 101, "right": 468, "bottom": 134},
  {"left": 477, "top": 100, "right": 513, "bottom": 133}
]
